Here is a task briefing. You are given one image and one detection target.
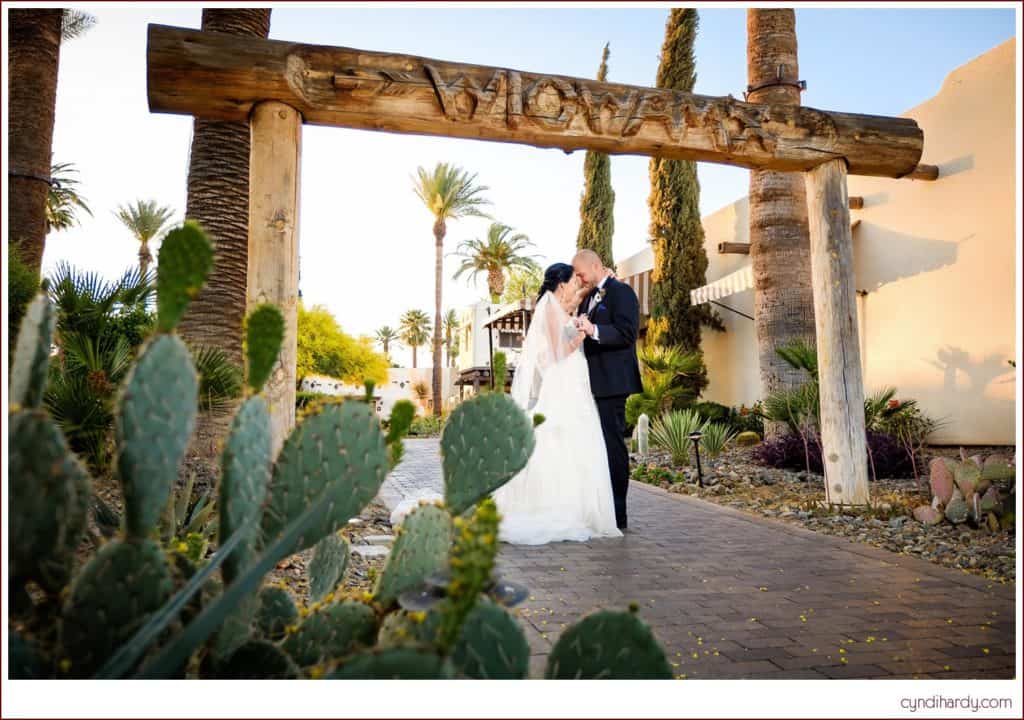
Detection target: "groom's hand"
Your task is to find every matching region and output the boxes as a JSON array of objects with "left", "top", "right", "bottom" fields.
[{"left": 577, "top": 315, "right": 596, "bottom": 338}]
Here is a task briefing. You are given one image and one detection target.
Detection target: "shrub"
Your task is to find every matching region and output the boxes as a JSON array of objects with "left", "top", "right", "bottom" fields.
[
  {"left": 693, "top": 401, "right": 730, "bottom": 425},
  {"left": 649, "top": 409, "right": 704, "bottom": 466},
  {"left": 408, "top": 414, "right": 445, "bottom": 437},
  {"left": 731, "top": 402, "right": 765, "bottom": 437},
  {"left": 700, "top": 423, "right": 735, "bottom": 458},
  {"left": 753, "top": 430, "right": 914, "bottom": 479}
]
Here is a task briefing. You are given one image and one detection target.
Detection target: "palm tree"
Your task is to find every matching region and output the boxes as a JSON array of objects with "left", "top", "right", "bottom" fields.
[
  {"left": 412, "top": 163, "right": 491, "bottom": 415},
  {"left": 399, "top": 310, "right": 432, "bottom": 369},
  {"left": 176, "top": 9, "right": 272, "bottom": 484},
  {"left": 46, "top": 162, "right": 92, "bottom": 232},
  {"left": 8, "top": 9, "right": 64, "bottom": 274},
  {"left": 8, "top": 9, "right": 96, "bottom": 275},
  {"left": 747, "top": 9, "right": 816, "bottom": 439},
  {"left": 453, "top": 222, "right": 540, "bottom": 303},
  {"left": 375, "top": 325, "right": 401, "bottom": 359},
  {"left": 443, "top": 309, "right": 460, "bottom": 368},
  {"left": 115, "top": 200, "right": 174, "bottom": 278}
]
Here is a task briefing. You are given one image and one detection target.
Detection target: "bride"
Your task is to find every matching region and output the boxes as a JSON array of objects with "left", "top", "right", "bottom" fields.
[{"left": 494, "top": 263, "right": 623, "bottom": 545}]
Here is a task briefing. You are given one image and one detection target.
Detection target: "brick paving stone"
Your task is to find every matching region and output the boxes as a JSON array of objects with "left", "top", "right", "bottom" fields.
[{"left": 379, "top": 440, "right": 1016, "bottom": 679}]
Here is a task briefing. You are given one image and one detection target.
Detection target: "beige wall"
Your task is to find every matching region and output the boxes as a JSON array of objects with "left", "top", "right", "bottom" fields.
[{"left": 617, "top": 39, "right": 1017, "bottom": 444}]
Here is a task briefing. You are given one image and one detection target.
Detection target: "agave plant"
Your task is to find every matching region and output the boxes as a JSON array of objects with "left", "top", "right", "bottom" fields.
[
  {"left": 700, "top": 423, "right": 736, "bottom": 458},
  {"left": 649, "top": 409, "right": 705, "bottom": 466},
  {"left": 625, "top": 345, "right": 704, "bottom": 427}
]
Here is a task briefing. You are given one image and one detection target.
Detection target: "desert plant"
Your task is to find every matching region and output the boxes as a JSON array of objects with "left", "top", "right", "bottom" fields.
[
  {"left": 452, "top": 222, "right": 540, "bottom": 303},
  {"left": 492, "top": 351, "right": 508, "bottom": 391},
  {"left": 114, "top": 199, "right": 175, "bottom": 278},
  {"left": 700, "top": 423, "right": 735, "bottom": 458},
  {"left": 399, "top": 309, "right": 432, "bottom": 369},
  {"left": 912, "top": 455, "right": 1015, "bottom": 531},
  {"left": 625, "top": 345, "right": 704, "bottom": 427},
  {"left": 649, "top": 409, "right": 704, "bottom": 466},
  {"left": 46, "top": 161, "right": 92, "bottom": 232}
]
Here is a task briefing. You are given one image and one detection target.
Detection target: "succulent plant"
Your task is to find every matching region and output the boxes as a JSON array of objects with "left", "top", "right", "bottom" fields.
[
  {"left": 327, "top": 647, "right": 453, "bottom": 679},
  {"left": 216, "top": 640, "right": 299, "bottom": 679},
  {"left": 929, "top": 457, "right": 955, "bottom": 505},
  {"left": 243, "top": 304, "right": 285, "bottom": 394},
  {"left": 255, "top": 586, "right": 298, "bottom": 641},
  {"left": 309, "top": 533, "right": 350, "bottom": 603},
  {"left": 282, "top": 600, "right": 377, "bottom": 667},
  {"left": 912, "top": 505, "right": 943, "bottom": 526},
  {"left": 377, "top": 609, "right": 442, "bottom": 649},
  {"left": 374, "top": 503, "right": 452, "bottom": 608},
  {"left": 734, "top": 430, "right": 762, "bottom": 447},
  {"left": 916, "top": 454, "right": 1015, "bottom": 530},
  {"left": 155, "top": 222, "right": 214, "bottom": 333},
  {"left": 441, "top": 393, "right": 535, "bottom": 514},
  {"left": 9, "top": 630, "right": 48, "bottom": 679},
  {"left": 545, "top": 608, "right": 672, "bottom": 679},
  {"left": 944, "top": 497, "right": 969, "bottom": 524},
  {"left": 9, "top": 293, "right": 55, "bottom": 410},
  {"left": 451, "top": 599, "right": 529, "bottom": 679},
  {"left": 437, "top": 498, "right": 500, "bottom": 651}
]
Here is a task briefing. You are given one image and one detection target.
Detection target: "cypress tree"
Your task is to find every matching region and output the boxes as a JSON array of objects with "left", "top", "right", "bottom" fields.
[
  {"left": 647, "top": 9, "right": 722, "bottom": 355},
  {"left": 576, "top": 43, "right": 616, "bottom": 269}
]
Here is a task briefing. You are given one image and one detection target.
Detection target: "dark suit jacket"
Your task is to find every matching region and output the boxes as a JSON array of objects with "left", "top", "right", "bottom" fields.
[{"left": 578, "top": 276, "right": 643, "bottom": 399}]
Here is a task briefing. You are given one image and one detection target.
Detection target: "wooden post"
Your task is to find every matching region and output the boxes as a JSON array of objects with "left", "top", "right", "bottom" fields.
[
  {"left": 247, "top": 101, "right": 302, "bottom": 453},
  {"left": 805, "top": 159, "right": 869, "bottom": 506}
]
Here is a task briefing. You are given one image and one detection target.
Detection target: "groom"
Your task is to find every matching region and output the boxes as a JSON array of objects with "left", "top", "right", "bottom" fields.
[{"left": 572, "top": 249, "right": 643, "bottom": 530}]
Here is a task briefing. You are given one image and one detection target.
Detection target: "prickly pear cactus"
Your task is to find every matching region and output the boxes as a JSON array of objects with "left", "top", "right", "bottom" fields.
[
  {"left": 217, "top": 640, "right": 299, "bottom": 679},
  {"left": 9, "top": 410, "right": 92, "bottom": 592},
  {"left": 929, "top": 457, "right": 955, "bottom": 505},
  {"left": 954, "top": 461, "right": 981, "bottom": 499},
  {"left": 980, "top": 486, "right": 1002, "bottom": 514},
  {"left": 451, "top": 600, "right": 529, "bottom": 679},
  {"left": 327, "top": 647, "right": 453, "bottom": 679},
  {"left": 545, "top": 609, "right": 673, "bottom": 679},
  {"left": 255, "top": 586, "right": 299, "bottom": 641},
  {"left": 982, "top": 456, "right": 1015, "bottom": 482},
  {"left": 282, "top": 600, "right": 377, "bottom": 667},
  {"left": 9, "top": 630, "right": 47, "bottom": 679},
  {"left": 262, "top": 402, "right": 388, "bottom": 558},
  {"left": 61, "top": 539, "right": 174, "bottom": 677},
  {"left": 115, "top": 334, "right": 198, "bottom": 538},
  {"left": 912, "top": 505, "right": 943, "bottom": 526},
  {"left": 374, "top": 503, "right": 451, "bottom": 607},
  {"left": 155, "top": 222, "right": 214, "bottom": 333},
  {"left": 441, "top": 393, "right": 535, "bottom": 514},
  {"left": 9, "top": 293, "right": 55, "bottom": 410},
  {"left": 244, "top": 304, "right": 285, "bottom": 394},
  {"left": 309, "top": 533, "right": 350, "bottom": 603},
  {"left": 377, "top": 609, "right": 442, "bottom": 649},
  {"left": 944, "top": 497, "right": 969, "bottom": 524},
  {"left": 437, "top": 499, "right": 500, "bottom": 651},
  {"left": 219, "top": 396, "right": 272, "bottom": 583}
]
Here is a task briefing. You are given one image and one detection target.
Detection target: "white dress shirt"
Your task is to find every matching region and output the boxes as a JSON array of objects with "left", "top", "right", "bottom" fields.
[{"left": 588, "top": 274, "right": 610, "bottom": 343}]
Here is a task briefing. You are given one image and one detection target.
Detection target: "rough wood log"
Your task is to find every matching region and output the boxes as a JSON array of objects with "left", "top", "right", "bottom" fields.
[
  {"left": 848, "top": 195, "right": 864, "bottom": 209},
  {"left": 247, "top": 101, "right": 302, "bottom": 453},
  {"left": 147, "top": 24, "right": 924, "bottom": 177},
  {"left": 903, "top": 163, "right": 939, "bottom": 181},
  {"left": 718, "top": 242, "right": 751, "bottom": 255},
  {"left": 804, "top": 158, "right": 869, "bottom": 506}
]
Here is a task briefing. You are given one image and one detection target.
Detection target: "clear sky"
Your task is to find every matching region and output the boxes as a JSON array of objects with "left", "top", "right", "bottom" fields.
[{"left": 42, "top": 4, "right": 1016, "bottom": 367}]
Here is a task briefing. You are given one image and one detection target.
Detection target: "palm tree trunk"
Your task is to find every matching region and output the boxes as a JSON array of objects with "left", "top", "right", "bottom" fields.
[
  {"left": 412, "top": 346, "right": 418, "bottom": 369},
  {"left": 8, "top": 9, "right": 63, "bottom": 275},
  {"left": 177, "top": 8, "right": 271, "bottom": 487},
  {"left": 487, "top": 267, "right": 505, "bottom": 304},
  {"left": 432, "top": 220, "right": 445, "bottom": 416},
  {"left": 747, "top": 9, "right": 816, "bottom": 439},
  {"left": 138, "top": 240, "right": 152, "bottom": 278}
]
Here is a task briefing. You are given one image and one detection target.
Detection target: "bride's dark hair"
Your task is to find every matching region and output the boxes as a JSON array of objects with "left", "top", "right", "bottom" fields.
[{"left": 537, "top": 263, "right": 574, "bottom": 303}]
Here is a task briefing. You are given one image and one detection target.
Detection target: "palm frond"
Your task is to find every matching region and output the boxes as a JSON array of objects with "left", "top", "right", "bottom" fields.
[
  {"left": 46, "top": 162, "right": 92, "bottom": 232},
  {"left": 192, "top": 345, "right": 244, "bottom": 415},
  {"left": 114, "top": 199, "right": 175, "bottom": 244},
  {"left": 775, "top": 339, "right": 818, "bottom": 379},
  {"left": 412, "top": 163, "right": 492, "bottom": 222},
  {"left": 62, "top": 9, "right": 96, "bottom": 40}
]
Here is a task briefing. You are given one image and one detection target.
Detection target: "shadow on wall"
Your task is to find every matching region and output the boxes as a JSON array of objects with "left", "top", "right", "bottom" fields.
[
  {"left": 926, "top": 345, "right": 1015, "bottom": 395},
  {"left": 855, "top": 223, "right": 963, "bottom": 291}
]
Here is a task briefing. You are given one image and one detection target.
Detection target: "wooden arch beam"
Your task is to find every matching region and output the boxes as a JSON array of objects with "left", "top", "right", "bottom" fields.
[{"left": 147, "top": 24, "right": 924, "bottom": 177}]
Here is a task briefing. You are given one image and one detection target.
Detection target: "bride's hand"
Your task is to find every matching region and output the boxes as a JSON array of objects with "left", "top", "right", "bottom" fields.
[{"left": 568, "top": 330, "right": 585, "bottom": 352}]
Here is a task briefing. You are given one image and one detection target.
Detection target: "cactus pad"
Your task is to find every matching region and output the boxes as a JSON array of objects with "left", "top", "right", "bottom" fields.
[
  {"left": 374, "top": 503, "right": 451, "bottom": 607},
  {"left": 9, "top": 410, "right": 92, "bottom": 591},
  {"left": 219, "top": 396, "right": 272, "bottom": 582},
  {"left": 929, "top": 458, "right": 955, "bottom": 505},
  {"left": 115, "top": 334, "right": 198, "bottom": 538},
  {"left": 217, "top": 640, "right": 299, "bottom": 679},
  {"left": 980, "top": 487, "right": 1002, "bottom": 514},
  {"left": 451, "top": 600, "right": 529, "bottom": 679},
  {"left": 61, "top": 539, "right": 173, "bottom": 677},
  {"left": 327, "top": 647, "right": 453, "bottom": 679},
  {"left": 944, "top": 497, "right": 969, "bottom": 524},
  {"left": 377, "top": 609, "right": 442, "bottom": 648},
  {"left": 244, "top": 304, "right": 285, "bottom": 393},
  {"left": 255, "top": 586, "right": 299, "bottom": 641},
  {"left": 441, "top": 393, "right": 536, "bottom": 514},
  {"left": 9, "top": 293, "right": 55, "bottom": 410},
  {"left": 309, "top": 533, "right": 350, "bottom": 602},
  {"left": 283, "top": 600, "right": 377, "bottom": 667},
  {"left": 262, "top": 402, "right": 387, "bottom": 558},
  {"left": 912, "top": 505, "right": 943, "bottom": 525},
  {"left": 981, "top": 456, "right": 1015, "bottom": 482},
  {"left": 954, "top": 462, "right": 981, "bottom": 499},
  {"left": 9, "top": 630, "right": 47, "bottom": 679},
  {"left": 545, "top": 609, "right": 672, "bottom": 679},
  {"left": 155, "top": 222, "right": 214, "bottom": 332}
]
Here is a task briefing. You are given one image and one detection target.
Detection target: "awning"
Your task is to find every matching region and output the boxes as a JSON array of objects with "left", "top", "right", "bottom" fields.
[
  {"left": 690, "top": 265, "right": 754, "bottom": 306},
  {"left": 483, "top": 299, "right": 534, "bottom": 332}
]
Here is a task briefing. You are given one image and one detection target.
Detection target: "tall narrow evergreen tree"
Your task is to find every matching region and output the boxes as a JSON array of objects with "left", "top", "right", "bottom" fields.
[
  {"left": 647, "top": 9, "right": 722, "bottom": 358},
  {"left": 575, "top": 43, "right": 616, "bottom": 269}
]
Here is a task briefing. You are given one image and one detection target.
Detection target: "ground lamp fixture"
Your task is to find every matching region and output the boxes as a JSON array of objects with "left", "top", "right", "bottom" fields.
[{"left": 689, "top": 431, "right": 704, "bottom": 487}]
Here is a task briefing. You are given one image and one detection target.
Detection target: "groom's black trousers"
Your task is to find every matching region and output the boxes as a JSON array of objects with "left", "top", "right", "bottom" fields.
[{"left": 595, "top": 395, "right": 630, "bottom": 528}]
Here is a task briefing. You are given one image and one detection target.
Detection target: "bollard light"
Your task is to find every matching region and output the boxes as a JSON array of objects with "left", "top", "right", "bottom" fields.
[{"left": 688, "top": 431, "right": 704, "bottom": 487}]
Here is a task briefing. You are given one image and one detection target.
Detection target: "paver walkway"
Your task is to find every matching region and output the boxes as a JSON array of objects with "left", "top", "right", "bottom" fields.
[{"left": 380, "top": 439, "right": 1016, "bottom": 679}]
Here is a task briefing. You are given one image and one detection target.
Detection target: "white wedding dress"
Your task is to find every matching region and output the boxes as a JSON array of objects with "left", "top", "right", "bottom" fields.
[{"left": 493, "top": 292, "right": 622, "bottom": 545}]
